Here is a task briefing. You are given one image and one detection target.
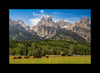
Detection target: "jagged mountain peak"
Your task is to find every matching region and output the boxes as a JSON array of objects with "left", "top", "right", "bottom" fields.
[
  {"left": 31, "top": 14, "right": 58, "bottom": 38},
  {"left": 9, "top": 18, "right": 17, "bottom": 25},
  {"left": 16, "top": 19, "right": 30, "bottom": 29},
  {"left": 55, "top": 19, "right": 74, "bottom": 30},
  {"left": 74, "top": 17, "right": 90, "bottom": 28},
  {"left": 36, "top": 14, "right": 56, "bottom": 27},
  {"left": 72, "top": 17, "right": 91, "bottom": 43},
  {"left": 9, "top": 16, "right": 91, "bottom": 43},
  {"left": 41, "top": 14, "right": 53, "bottom": 22},
  {"left": 9, "top": 18, "right": 30, "bottom": 31},
  {"left": 80, "top": 17, "right": 89, "bottom": 23}
]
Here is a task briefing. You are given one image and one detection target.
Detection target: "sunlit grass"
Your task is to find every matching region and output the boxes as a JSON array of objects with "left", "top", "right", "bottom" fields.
[{"left": 9, "top": 56, "right": 91, "bottom": 64}]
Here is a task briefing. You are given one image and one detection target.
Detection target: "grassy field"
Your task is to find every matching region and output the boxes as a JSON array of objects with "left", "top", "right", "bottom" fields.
[{"left": 9, "top": 55, "right": 91, "bottom": 64}]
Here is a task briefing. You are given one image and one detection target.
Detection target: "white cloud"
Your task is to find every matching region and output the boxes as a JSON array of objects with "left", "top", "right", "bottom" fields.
[
  {"left": 29, "top": 10, "right": 45, "bottom": 26},
  {"left": 40, "top": 10, "right": 44, "bottom": 13},
  {"left": 29, "top": 17, "right": 41, "bottom": 26},
  {"left": 32, "top": 10, "right": 44, "bottom": 16},
  {"left": 32, "top": 12, "right": 39, "bottom": 16}
]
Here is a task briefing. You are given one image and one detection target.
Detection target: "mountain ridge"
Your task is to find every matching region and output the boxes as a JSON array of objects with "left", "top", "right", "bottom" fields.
[{"left": 9, "top": 15, "right": 91, "bottom": 44}]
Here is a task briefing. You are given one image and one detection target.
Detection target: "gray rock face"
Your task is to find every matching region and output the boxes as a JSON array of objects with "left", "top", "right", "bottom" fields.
[
  {"left": 31, "top": 16, "right": 91, "bottom": 43},
  {"left": 9, "top": 18, "right": 18, "bottom": 25},
  {"left": 9, "top": 18, "right": 30, "bottom": 31},
  {"left": 17, "top": 20, "right": 30, "bottom": 30},
  {"left": 74, "top": 17, "right": 91, "bottom": 29},
  {"left": 9, "top": 16, "right": 91, "bottom": 44},
  {"left": 31, "top": 15, "right": 58, "bottom": 38},
  {"left": 55, "top": 19, "right": 74, "bottom": 30},
  {"left": 34, "top": 25, "right": 57, "bottom": 38},
  {"left": 72, "top": 17, "right": 91, "bottom": 43},
  {"left": 80, "top": 17, "right": 89, "bottom": 23},
  {"left": 9, "top": 18, "right": 40, "bottom": 40},
  {"left": 37, "top": 14, "right": 57, "bottom": 28}
]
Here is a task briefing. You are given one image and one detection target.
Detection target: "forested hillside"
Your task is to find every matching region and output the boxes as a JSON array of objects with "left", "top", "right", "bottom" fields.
[{"left": 9, "top": 40, "right": 91, "bottom": 56}]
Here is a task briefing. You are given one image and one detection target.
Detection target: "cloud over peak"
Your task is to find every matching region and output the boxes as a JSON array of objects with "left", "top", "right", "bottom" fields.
[
  {"left": 40, "top": 10, "right": 44, "bottom": 13},
  {"left": 29, "top": 10, "right": 45, "bottom": 26},
  {"left": 32, "top": 12, "right": 39, "bottom": 16},
  {"left": 29, "top": 17, "right": 41, "bottom": 26}
]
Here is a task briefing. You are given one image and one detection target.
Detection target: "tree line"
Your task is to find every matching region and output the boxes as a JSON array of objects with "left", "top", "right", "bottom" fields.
[{"left": 9, "top": 40, "right": 91, "bottom": 56}]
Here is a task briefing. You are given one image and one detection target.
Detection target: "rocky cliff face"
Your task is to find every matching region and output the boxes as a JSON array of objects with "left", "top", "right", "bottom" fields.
[
  {"left": 74, "top": 17, "right": 91, "bottom": 29},
  {"left": 72, "top": 17, "right": 91, "bottom": 43},
  {"left": 9, "top": 18, "right": 40, "bottom": 40},
  {"left": 30, "top": 15, "right": 91, "bottom": 43},
  {"left": 9, "top": 19, "right": 30, "bottom": 31},
  {"left": 9, "top": 15, "right": 91, "bottom": 44},
  {"left": 55, "top": 19, "right": 75, "bottom": 30},
  {"left": 31, "top": 14, "right": 58, "bottom": 38},
  {"left": 17, "top": 20, "right": 30, "bottom": 30}
]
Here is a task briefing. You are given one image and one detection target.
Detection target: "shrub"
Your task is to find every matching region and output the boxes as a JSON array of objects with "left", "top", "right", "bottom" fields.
[
  {"left": 67, "top": 54, "right": 72, "bottom": 56},
  {"left": 61, "top": 54, "right": 65, "bottom": 56}
]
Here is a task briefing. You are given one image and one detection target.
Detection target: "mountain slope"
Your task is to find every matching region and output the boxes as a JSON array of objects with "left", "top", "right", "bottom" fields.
[
  {"left": 72, "top": 17, "right": 91, "bottom": 43},
  {"left": 9, "top": 19, "right": 40, "bottom": 41},
  {"left": 48, "top": 29, "right": 89, "bottom": 43},
  {"left": 9, "top": 15, "right": 91, "bottom": 44},
  {"left": 31, "top": 14, "right": 58, "bottom": 39},
  {"left": 55, "top": 19, "right": 74, "bottom": 30}
]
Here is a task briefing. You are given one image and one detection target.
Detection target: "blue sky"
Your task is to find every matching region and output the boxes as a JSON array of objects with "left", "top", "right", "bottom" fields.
[{"left": 9, "top": 9, "right": 91, "bottom": 26}]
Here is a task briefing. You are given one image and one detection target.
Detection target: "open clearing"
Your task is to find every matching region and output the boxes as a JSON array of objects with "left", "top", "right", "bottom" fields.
[{"left": 9, "top": 55, "right": 91, "bottom": 64}]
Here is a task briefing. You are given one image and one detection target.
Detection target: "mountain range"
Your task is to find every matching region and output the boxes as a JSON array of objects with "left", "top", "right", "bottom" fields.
[{"left": 9, "top": 14, "right": 91, "bottom": 44}]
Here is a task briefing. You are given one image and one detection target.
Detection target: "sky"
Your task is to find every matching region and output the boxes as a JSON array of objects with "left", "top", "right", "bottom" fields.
[{"left": 9, "top": 9, "right": 91, "bottom": 26}]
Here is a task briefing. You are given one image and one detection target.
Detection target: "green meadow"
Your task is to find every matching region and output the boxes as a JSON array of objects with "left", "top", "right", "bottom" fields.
[{"left": 9, "top": 56, "right": 91, "bottom": 64}]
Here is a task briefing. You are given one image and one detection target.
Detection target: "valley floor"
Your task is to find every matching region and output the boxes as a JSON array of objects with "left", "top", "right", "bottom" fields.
[{"left": 9, "top": 55, "right": 91, "bottom": 64}]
